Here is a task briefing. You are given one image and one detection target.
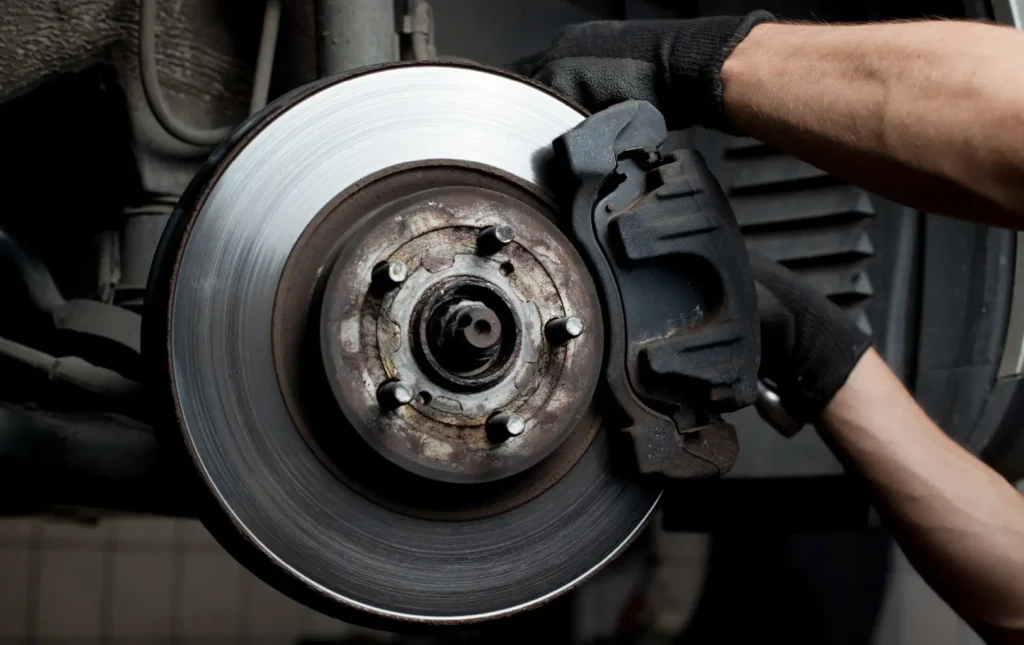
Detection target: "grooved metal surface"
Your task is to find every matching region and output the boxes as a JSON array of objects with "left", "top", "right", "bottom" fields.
[{"left": 167, "top": 65, "right": 659, "bottom": 623}]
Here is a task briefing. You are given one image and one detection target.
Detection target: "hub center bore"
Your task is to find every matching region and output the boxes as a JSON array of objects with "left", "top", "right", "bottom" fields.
[
  {"left": 433, "top": 300, "right": 502, "bottom": 368},
  {"left": 417, "top": 277, "right": 519, "bottom": 390}
]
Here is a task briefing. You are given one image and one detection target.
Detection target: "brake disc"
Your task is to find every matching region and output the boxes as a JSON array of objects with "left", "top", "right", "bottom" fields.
[{"left": 146, "top": 63, "right": 661, "bottom": 626}]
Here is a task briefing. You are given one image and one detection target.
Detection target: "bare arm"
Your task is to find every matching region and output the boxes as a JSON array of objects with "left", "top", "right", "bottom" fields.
[
  {"left": 823, "top": 348, "right": 1024, "bottom": 642},
  {"left": 722, "top": 20, "right": 1024, "bottom": 227}
]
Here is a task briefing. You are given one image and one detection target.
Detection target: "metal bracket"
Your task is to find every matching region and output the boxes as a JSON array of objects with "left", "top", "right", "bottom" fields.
[
  {"left": 401, "top": 0, "right": 436, "bottom": 61},
  {"left": 555, "top": 101, "right": 761, "bottom": 478}
]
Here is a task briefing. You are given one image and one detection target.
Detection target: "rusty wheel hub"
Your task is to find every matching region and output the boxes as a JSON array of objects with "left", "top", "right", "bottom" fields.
[
  {"left": 273, "top": 163, "right": 605, "bottom": 508},
  {"left": 312, "top": 168, "right": 603, "bottom": 484}
]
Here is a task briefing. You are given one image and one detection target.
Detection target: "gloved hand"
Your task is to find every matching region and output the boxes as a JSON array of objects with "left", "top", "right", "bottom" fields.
[
  {"left": 509, "top": 11, "right": 774, "bottom": 132},
  {"left": 751, "top": 253, "right": 873, "bottom": 423}
]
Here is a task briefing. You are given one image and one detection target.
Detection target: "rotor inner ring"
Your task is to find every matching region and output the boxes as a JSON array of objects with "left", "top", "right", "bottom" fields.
[{"left": 272, "top": 160, "right": 604, "bottom": 515}]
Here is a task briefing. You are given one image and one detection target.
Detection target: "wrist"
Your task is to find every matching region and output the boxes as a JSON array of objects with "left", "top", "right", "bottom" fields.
[
  {"left": 751, "top": 252, "right": 873, "bottom": 422},
  {"left": 719, "top": 21, "right": 783, "bottom": 132},
  {"left": 819, "top": 347, "right": 887, "bottom": 427},
  {"left": 704, "top": 12, "right": 776, "bottom": 132}
]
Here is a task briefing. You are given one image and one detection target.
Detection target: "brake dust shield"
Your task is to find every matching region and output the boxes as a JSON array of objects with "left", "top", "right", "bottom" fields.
[{"left": 147, "top": 63, "right": 661, "bottom": 626}]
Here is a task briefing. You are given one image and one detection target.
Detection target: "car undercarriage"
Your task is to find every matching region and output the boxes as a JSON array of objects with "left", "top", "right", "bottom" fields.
[{"left": 0, "top": 0, "right": 1021, "bottom": 631}]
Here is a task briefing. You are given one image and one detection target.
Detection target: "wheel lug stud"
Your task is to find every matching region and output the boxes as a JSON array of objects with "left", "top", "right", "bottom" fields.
[
  {"left": 372, "top": 260, "right": 407, "bottom": 291},
  {"left": 476, "top": 224, "right": 515, "bottom": 255},
  {"left": 377, "top": 380, "right": 413, "bottom": 410},
  {"left": 545, "top": 316, "right": 584, "bottom": 344},
  {"left": 487, "top": 412, "right": 526, "bottom": 441}
]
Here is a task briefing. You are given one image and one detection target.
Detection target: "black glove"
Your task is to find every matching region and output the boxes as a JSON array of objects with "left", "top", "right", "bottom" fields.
[
  {"left": 751, "top": 253, "right": 872, "bottom": 422},
  {"left": 509, "top": 12, "right": 774, "bottom": 132}
]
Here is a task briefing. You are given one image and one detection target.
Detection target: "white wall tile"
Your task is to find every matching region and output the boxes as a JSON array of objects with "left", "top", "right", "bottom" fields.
[
  {"left": 38, "top": 518, "right": 108, "bottom": 547},
  {"left": 301, "top": 607, "right": 355, "bottom": 638},
  {"left": 34, "top": 549, "right": 104, "bottom": 639},
  {"left": 109, "top": 551, "right": 175, "bottom": 639},
  {"left": 0, "top": 548, "right": 32, "bottom": 639},
  {"left": 180, "top": 551, "right": 243, "bottom": 638},
  {"left": 176, "top": 519, "right": 219, "bottom": 550},
  {"left": 109, "top": 516, "right": 178, "bottom": 548},
  {"left": 0, "top": 518, "right": 39, "bottom": 543},
  {"left": 241, "top": 570, "right": 305, "bottom": 642}
]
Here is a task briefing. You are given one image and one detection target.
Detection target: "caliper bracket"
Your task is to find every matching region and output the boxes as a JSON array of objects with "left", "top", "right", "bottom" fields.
[{"left": 555, "top": 101, "right": 760, "bottom": 478}]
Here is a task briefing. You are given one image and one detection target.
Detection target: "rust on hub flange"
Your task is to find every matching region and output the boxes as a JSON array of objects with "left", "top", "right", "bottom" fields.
[{"left": 271, "top": 161, "right": 604, "bottom": 518}]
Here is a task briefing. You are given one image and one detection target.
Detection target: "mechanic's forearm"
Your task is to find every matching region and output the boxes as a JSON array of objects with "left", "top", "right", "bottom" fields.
[
  {"left": 722, "top": 20, "right": 1024, "bottom": 226},
  {"left": 821, "top": 349, "right": 1024, "bottom": 640}
]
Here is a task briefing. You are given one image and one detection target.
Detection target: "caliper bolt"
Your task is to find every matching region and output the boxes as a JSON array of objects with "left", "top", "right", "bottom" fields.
[
  {"left": 476, "top": 224, "right": 516, "bottom": 255},
  {"left": 545, "top": 316, "right": 584, "bottom": 345},
  {"left": 487, "top": 412, "right": 526, "bottom": 441},
  {"left": 372, "top": 260, "right": 408, "bottom": 291},
  {"left": 377, "top": 380, "right": 413, "bottom": 410}
]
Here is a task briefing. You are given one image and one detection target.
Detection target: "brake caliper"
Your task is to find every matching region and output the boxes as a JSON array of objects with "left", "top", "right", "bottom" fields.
[{"left": 556, "top": 101, "right": 761, "bottom": 478}]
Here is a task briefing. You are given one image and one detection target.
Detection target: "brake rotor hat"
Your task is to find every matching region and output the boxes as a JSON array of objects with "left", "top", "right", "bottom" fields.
[{"left": 156, "top": 63, "right": 660, "bottom": 626}]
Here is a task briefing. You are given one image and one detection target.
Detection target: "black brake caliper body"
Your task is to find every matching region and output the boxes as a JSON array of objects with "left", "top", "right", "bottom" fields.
[{"left": 556, "top": 100, "right": 760, "bottom": 478}]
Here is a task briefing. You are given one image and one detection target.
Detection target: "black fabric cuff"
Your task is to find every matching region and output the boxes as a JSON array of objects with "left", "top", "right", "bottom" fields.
[
  {"left": 700, "top": 10, "right": 776, "bottom": 132},
  {"left": 798, "top": 335, "right": 873, "bottom": 421}
]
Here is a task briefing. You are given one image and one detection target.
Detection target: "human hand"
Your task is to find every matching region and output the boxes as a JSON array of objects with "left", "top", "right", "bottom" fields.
[
  {"left": 508, "top": 12, "right": 774, "bottom": 132},
  {"left": 751, "top": 253, "right": 872, "bottom": 424}
]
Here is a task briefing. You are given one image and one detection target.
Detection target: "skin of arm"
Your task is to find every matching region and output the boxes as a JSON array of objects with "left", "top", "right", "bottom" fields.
[
  {"left": 721, "top": 20, "right": 1024, "bottom": 227},
  {"left": 822, "top": 348, "right": 1024, "bottom": 642},
  {"left": 707, "top": 17, "right": 1024, "bottom": 639}
]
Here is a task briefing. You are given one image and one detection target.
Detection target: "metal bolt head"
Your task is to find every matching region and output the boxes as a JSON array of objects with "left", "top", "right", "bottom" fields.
[
  {"left": 377, "top": 380, "right": 413, "bottom": 410},
  {"left": 545, "top": 316, "right": 584, "bottom": 344},
  {"left": 372, "top": 260, "right": 407, "bottom": 291},
  {"left": 487, "top": 412, "right": 526, "bottom": 441},
  {"left": 476, "top": 224, "right": 516, "bottom": 255}
]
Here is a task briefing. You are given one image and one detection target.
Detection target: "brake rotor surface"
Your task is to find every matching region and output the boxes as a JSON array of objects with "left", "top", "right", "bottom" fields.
[{"left": 154, "top": 63, "right": 661, "bottom": 625}]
